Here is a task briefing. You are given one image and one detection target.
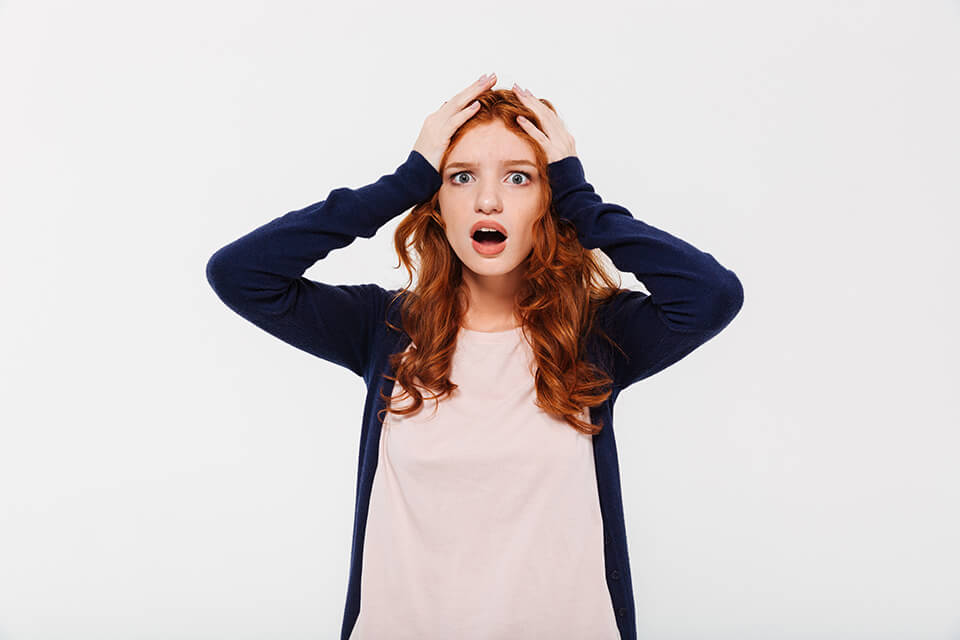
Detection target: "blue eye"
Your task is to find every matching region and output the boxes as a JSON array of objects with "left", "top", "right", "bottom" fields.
[{"left": 449, "top": 171, "right": 532, "bottom": 185}]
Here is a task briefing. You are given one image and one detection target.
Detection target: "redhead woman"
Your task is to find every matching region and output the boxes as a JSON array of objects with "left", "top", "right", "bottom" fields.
[{"left": 206, "top": 72, "right": 744, "bottom": 640}]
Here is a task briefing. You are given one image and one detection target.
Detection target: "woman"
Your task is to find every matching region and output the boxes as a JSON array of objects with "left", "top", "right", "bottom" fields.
[{"left": 206, "top": 72, "right": 744, "bottom": 640}]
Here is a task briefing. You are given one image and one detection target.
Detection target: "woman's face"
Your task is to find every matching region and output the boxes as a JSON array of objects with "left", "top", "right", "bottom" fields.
[{"left": 437, "top": 120, "right": 543, "bottom": 283}]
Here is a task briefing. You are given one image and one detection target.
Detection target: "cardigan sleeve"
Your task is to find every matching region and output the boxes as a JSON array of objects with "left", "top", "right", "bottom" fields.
[
  {"left": 205, "top": 150, "right": 442, "bottom": 379},
  {"left": 547, "top": 155, "right": 744, "bottom": 393}
]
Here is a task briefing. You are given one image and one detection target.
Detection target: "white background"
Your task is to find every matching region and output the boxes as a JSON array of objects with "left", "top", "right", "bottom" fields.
[{"left": 2, "top": 1, "right": 958, "bottom": 638}]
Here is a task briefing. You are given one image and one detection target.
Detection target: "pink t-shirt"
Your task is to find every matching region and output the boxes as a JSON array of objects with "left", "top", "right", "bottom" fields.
[{"left": 348, "top": 325, "right": 621, "bottom": 639}]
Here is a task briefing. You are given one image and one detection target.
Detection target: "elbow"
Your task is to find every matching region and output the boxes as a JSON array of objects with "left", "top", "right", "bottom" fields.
[
  {"left": 705, "top": 270, "right": 744, "bottom": 333},
  {"left": 205, "top": 249, "right": 224, "bottom": 294},
  {"left": 205, "top": 247, "right": 238, "bottom": 302}
]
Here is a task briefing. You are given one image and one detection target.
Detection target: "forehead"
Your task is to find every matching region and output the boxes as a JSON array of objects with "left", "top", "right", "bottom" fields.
[{"left": 447, "top": 121, "right": 535, "bottom": 165}]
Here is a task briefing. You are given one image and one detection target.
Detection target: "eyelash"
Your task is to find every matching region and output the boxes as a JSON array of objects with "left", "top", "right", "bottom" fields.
[{"left": 448, "top": 171, "right": 532, "bottom": 185}]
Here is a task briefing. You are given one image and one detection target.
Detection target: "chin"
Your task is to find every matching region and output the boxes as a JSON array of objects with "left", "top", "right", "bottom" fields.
[
  {"left": 466, "top": 263, "right": 516, "bottom": 277},
  {"left": 453, "top": 240, "right": 530, "bottom": 278},
  {"left": 462, "top": 255, "right": 526, "bottom": 278}
]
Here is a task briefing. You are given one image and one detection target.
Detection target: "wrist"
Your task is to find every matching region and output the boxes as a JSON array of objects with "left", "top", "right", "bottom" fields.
[
  {"left": 401, "top": 150, "right": 443, "bottom": 202},
  {"left": 547, "top": 155, "right": 586, "bottom": 195}
]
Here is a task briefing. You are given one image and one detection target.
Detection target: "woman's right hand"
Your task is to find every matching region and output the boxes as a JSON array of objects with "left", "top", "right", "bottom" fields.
[{"left": 413, "top": 73, "right": 497, "bottom": 173}]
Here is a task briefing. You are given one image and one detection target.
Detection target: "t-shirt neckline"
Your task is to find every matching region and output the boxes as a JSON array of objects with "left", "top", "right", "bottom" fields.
[{"left": 458, "top": 325, "right": 524, "bottom": 341}]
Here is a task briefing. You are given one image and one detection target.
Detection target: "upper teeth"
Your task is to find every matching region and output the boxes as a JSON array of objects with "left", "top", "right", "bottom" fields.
[{"left": 477, "top": 227, "right": 500, "bottom": 233}]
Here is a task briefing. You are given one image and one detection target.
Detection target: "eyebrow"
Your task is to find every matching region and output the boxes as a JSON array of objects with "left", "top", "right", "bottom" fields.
[{"left": 444, "top": 160, "right": 537, "bottom": 172}]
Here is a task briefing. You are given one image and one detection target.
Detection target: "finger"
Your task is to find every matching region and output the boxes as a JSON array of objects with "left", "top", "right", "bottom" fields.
[
  {"left": 513, "top": 85, "right": 560, "bottom": 126},
  {"left": 449, "top": 100, "right": 482, "bottom": 128},
  {"left": 513, "top": 85, "right": 557, "bottom": 134},
  {"left": 516, "top": 115, "right": 550, "bottom": 146},
  {"left": 445, "top": 74, "right": 496, "bottom": 113}
]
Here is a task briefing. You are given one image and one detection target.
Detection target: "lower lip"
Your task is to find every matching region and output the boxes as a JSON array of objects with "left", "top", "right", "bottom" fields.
[{"left": 471, "top": 237, "right": 507, "bottom": 255}]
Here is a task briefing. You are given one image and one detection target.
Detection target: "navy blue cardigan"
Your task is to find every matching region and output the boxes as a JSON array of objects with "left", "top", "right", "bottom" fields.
[{"left": 206, "top": 149, "right": 744, "bottom": 639}]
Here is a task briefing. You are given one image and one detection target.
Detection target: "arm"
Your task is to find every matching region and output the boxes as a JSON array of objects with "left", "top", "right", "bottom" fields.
[
  {"left": 205, "top": 150, "right": 441, "bottom": 380},
  {"left": 547, "top": 155, "right": 744, "bottom": 393}
]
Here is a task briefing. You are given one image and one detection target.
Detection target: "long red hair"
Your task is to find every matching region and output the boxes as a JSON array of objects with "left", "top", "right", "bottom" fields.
[{"left": 378, "top": 89, "right": 628, "bottom": 435}]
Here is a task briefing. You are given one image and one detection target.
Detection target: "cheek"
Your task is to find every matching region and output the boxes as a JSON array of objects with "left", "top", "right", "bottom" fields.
[
  {"left": 520, "top": 232, "right": 537, "bottom": 253},
  {"left": 517, "top": 216, "right": 539, "bottom": 243},
  {"left": 506, "top": 228, "right": 535, "bottom": 259}
]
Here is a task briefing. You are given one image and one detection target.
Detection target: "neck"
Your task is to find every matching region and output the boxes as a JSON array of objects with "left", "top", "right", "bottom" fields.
[{"left": 459, "top": 269, "right": 524, "bottom": 331}]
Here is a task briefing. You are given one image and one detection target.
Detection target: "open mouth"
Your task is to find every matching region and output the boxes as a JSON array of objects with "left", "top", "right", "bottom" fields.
[
  {"left": 471, "top": 228, "right": 508, "bottom": 255},
  {"left": 472, "top": 228, "right": 508, "bottom": 244}
]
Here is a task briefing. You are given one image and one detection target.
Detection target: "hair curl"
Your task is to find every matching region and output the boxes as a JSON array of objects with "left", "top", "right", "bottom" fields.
[{"left": 377, "top": 88, "right": 629, "bottom": 435}]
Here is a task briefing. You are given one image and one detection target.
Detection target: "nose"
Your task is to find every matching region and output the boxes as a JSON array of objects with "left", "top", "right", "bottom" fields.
[{"left": 475, "top": 183, "right": 503, "bottom": 214}]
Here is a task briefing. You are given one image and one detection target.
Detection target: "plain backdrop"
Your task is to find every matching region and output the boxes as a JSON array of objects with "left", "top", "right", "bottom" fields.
[{"left": 1, "top": 1, "right": 958, "bottom": 639}]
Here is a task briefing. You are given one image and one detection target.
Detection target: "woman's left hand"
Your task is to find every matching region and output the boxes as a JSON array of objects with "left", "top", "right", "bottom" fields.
[{"left": 512, "top": 83, "right": 578, "bottom": 164}]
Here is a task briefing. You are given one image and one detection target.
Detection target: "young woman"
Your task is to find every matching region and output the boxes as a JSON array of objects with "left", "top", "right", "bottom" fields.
[{"left": 206, "top": 72, "right": 744, "bottom": 640}]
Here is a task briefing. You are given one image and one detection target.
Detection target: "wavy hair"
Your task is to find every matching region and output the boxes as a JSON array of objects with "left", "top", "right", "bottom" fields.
[{"left": 377, "top": 88, "right": 629, "bottom": 435}]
